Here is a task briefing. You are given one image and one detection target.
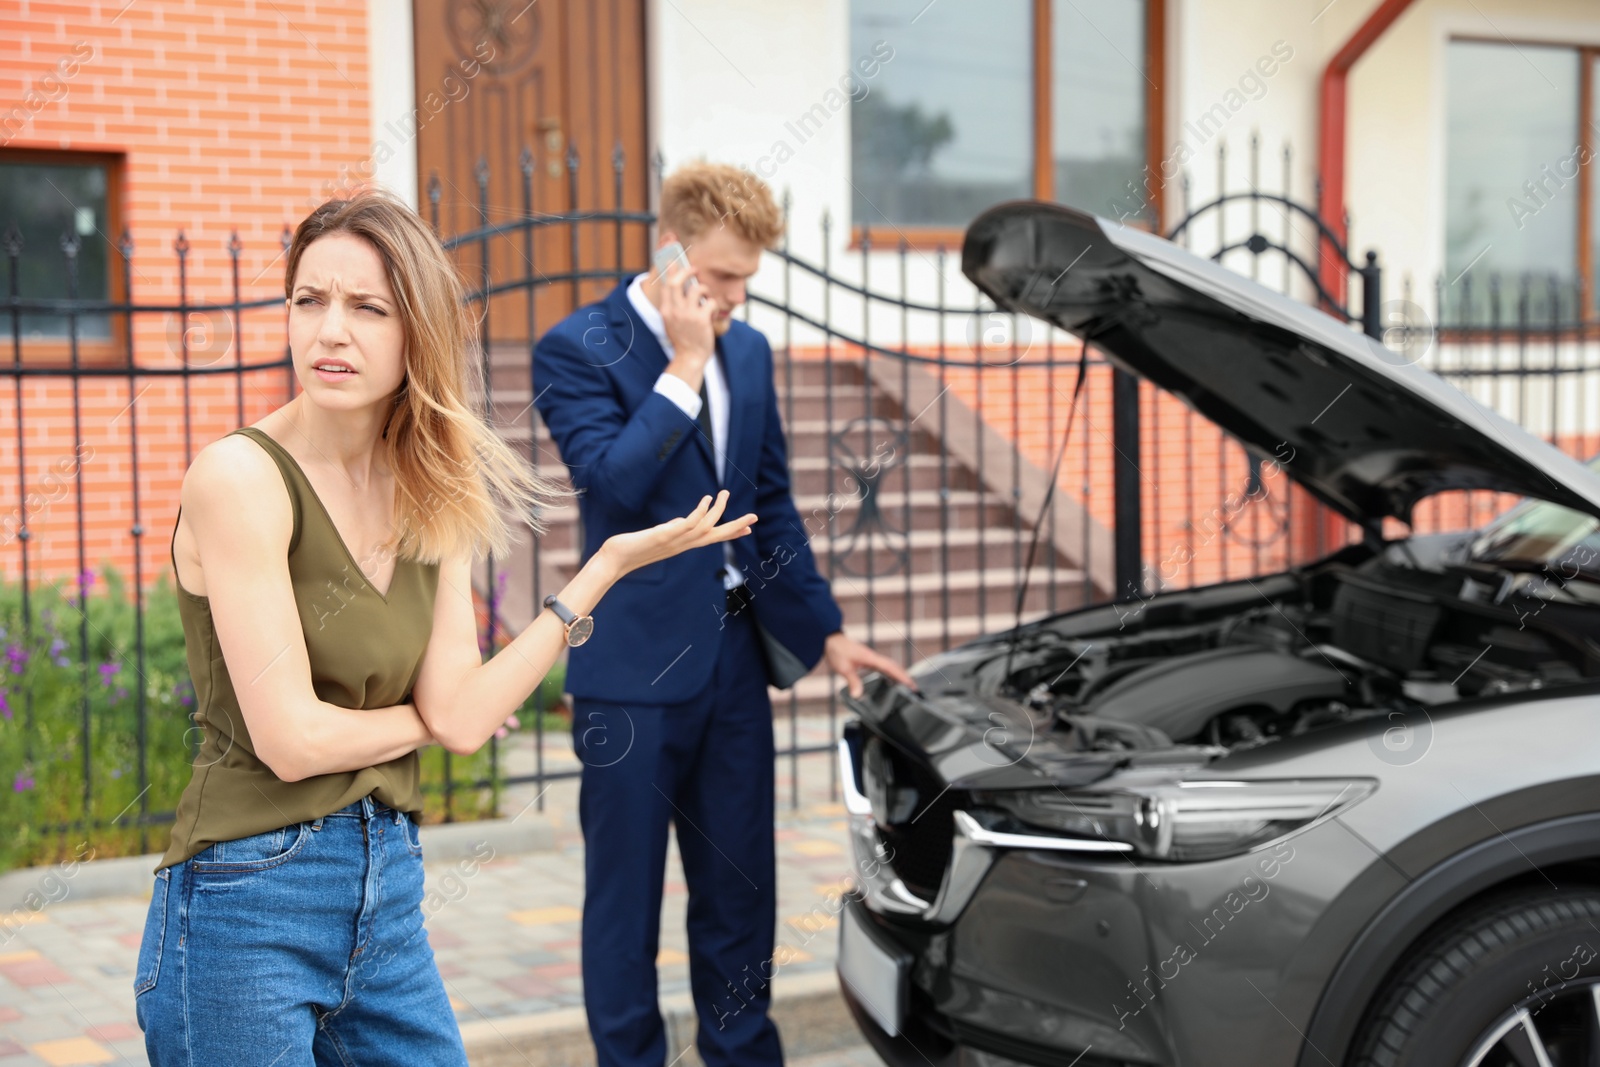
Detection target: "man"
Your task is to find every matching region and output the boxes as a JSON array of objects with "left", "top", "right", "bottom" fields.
[{"left": 532, "top": 161, "right": 915, "bottom": 1067}]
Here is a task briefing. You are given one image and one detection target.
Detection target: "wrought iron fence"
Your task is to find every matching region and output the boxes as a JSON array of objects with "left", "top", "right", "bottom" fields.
[{"left": 4, "top": 138, "right": 1600, "bottom": 868}]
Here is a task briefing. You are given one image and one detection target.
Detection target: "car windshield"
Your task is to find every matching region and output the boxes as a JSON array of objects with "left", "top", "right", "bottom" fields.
[{"left": 1469, "top": 453, "right": 1600, "bottom": 571}]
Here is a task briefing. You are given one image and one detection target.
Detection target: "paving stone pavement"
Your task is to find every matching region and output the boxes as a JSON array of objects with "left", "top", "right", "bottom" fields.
[{"left": 0, "top": 714, "right": 880, "bottom": 1065}]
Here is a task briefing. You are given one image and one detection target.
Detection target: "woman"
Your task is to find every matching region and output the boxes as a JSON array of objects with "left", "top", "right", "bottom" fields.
[{"left": 135, "top": 188, "right": 756, "bottom": 1065}]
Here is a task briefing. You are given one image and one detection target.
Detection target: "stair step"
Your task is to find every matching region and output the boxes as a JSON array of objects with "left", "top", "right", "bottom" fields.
[
  {"left": 461, "top": 450, "right": 983, "bottom": 497},
  {"left": 818, "top": 563, "right": 1083, "bottom": 596},
  {"left": 807, "top": 523, "right": 1071, "bottom": 559},
  {"left": 787, "top": 455, "right": 979, "bottom": 495},
  {"left": 488, "top": 382, "right": 883, "bottom": 404},
  {"left": 486, "top": 344, "right": 870, "bottom": 377}
]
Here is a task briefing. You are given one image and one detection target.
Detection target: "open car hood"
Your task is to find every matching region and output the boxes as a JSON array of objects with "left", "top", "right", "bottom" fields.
[{"left": 961, "top": 201, "right": 1600, "bottom": 527}]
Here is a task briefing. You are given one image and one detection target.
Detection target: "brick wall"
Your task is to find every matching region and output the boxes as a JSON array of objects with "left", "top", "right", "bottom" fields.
[{"left": 0, "top": 0, "right": 371, "bottom": 594}]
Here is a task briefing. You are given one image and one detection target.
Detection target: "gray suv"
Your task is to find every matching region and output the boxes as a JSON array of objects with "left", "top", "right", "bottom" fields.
[{"left": 835, "top": 202, "right": 1600, "bottom": 1067}]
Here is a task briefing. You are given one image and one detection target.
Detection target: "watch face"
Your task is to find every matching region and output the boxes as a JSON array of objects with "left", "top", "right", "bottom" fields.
[{"left": 567, "top": 616, "right": 595, "bottom": 647}]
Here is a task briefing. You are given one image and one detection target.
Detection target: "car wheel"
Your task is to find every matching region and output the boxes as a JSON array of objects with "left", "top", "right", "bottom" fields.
[{"left": 1350, "top": 889, "right": 1600, "bottom": 1067}]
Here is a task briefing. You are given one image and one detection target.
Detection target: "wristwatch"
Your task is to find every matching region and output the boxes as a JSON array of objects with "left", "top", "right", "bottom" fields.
[{"left": 543, "top": 594, "right": 594, "bottom": 647}]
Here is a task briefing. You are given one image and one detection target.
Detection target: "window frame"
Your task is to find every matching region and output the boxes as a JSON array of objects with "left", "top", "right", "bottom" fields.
[
  {"left": 0, "top": 148, "right": 128, "bottom": 367},
  {"left": 850, "top": 0, "right": 1165, "bottom": 250}
]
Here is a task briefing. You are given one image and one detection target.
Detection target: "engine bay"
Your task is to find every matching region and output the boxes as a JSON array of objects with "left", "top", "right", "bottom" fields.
[{"left": 995, "top": 556, "right": 1597, "bottom": 752}]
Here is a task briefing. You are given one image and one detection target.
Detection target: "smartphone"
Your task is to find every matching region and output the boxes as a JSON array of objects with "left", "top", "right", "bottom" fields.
[{"left": 652, "top": 241, "right": 693, "bottom": 294}]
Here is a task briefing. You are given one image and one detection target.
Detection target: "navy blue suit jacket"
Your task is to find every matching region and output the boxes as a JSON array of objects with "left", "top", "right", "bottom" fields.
[{"left": 532, "top": 281, "right": 843, "bottom": 706}]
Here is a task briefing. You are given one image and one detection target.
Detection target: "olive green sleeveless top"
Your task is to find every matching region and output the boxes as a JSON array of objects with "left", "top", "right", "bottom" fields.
[{"left": 156, "top": 426, "right": 440, "bottom": 872}]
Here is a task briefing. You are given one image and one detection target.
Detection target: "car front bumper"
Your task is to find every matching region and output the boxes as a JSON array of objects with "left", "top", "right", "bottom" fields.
[
  {"left": 838, "top": 891, "right": 1155, "bottom": 1067},
  {"left": 837, "top": 721, "right": 1376, "bottom": 1067}
]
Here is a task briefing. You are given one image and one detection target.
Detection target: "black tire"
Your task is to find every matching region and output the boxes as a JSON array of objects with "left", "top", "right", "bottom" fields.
[{"left": 1349, "top": 888, "right": 1600, "bottom": 1067}]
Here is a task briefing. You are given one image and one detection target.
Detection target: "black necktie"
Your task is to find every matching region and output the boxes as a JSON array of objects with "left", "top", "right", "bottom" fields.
[{"left": 697, "top": 375, "right": 713, "bottom": 443}]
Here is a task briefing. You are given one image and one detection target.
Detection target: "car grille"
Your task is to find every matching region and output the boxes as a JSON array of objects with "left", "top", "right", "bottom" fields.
[{"left": 862, "top": 734, "right": 955, "bottom": 902}]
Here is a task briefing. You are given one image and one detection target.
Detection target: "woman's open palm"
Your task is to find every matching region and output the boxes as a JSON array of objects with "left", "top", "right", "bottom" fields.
[{"left": 601, "top": 490, "right": 757, "bottom": 576}]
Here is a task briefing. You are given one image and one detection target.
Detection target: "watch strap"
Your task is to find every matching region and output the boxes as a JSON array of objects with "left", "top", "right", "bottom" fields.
[{"left": 543, "top": 594, "right": 578, "bottom": 626}]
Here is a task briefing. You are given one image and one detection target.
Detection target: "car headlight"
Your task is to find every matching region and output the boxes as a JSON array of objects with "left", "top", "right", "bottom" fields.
[{"left": 977, "top": 778, "right": 1377, "bottom": 862}]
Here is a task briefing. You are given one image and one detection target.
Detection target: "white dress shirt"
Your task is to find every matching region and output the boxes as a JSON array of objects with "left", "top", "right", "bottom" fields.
[{"left": 626, "top": 272, "right": 745, "bottom": 591}]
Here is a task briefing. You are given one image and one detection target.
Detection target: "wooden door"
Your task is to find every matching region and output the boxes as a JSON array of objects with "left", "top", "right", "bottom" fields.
[{"left": 413, "top": 0, "right": 650, "bottom": 344}]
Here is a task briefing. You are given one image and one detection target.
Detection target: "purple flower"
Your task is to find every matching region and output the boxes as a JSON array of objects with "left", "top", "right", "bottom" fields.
[
  {"left": 0, "top": 688, "right": 9, "bottom": 721},
  {"left": 80, "top": 568, "right": 96, "bottom": 590},
  {"left": 180, "top": 690, "right": 194, "bottom": 707},
  {"left": 113, "top": 686, "right": 127, "bottom": 701},
  {"left": 98, "top": 662, "right": 120, "bottom": 687},
  {"left": 54, "top": 655, "right": 71, "bottom": 668},
  {"left": 110, "top": 768, "right": 123, "bottom": 780},
  {"left": 12, "top": 773, "right": 33, "bottom": 793},
  {"left": 5, "top": 645, "right": 25, "bottom": 675}
]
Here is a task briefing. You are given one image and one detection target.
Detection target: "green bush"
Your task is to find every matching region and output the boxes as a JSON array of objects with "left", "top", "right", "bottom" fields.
[
  {"left": 0, "top": 564, "right": 569, "bottom": 872},
  {"left": 0, "top": 566, "right": 194, "bottom": 870}
]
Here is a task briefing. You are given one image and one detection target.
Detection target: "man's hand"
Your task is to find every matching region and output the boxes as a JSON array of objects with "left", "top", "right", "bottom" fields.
[
  {"left": 658, "top": 260, "right": 716, "bottom": 388},
  {"left": 824, "top": 631, "right": 919, "bottom": 698}
]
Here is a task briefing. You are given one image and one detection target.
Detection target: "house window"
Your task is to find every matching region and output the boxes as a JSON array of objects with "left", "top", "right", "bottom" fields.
[
  {"left": 1052, "top": 0, "right": 1149, "bottom": 222},
  {"left": 849, "top": 0, "right": 1159, "bottom": 244},
  {"left": 1443, "top": 40, "right": 1599, "bottom": 317},
  {"left": 0, "top": 151, "right": 120, "bottom": 358}
]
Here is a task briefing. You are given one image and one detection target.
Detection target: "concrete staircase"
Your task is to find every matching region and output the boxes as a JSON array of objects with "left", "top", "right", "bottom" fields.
[{"left": 476, "top": 344, "right": 1109, "bottom": 718}]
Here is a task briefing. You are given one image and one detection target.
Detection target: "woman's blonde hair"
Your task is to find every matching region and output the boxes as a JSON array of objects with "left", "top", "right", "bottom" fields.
[{"left": 284, "top": 188, "right": 574, "bottom": 565}]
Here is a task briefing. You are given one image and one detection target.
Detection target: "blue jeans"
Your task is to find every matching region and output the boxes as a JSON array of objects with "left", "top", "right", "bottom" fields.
[{"left": 134, "top": 795, "right": 468, "bottom": 1066}]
